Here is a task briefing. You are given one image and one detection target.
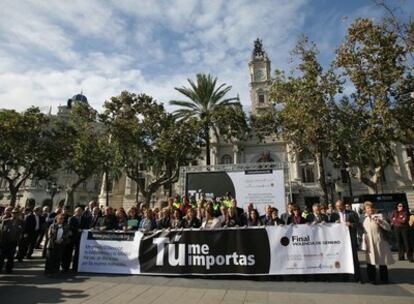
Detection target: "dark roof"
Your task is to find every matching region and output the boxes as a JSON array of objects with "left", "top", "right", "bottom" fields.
[
  {"left": 71, "top": 94, "right": 88, "bottom": 103},
  {"left": 67, "top": 93, "right": 88, "bottom": 108}
]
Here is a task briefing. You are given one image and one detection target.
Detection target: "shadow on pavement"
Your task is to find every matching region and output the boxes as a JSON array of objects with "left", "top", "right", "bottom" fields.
[{"left": 0, "top": 285, "right": 88, "bottom": 304}]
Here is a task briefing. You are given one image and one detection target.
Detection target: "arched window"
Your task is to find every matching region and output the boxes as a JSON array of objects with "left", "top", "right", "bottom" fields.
[
  {"left": 221, "top": 154, "right": 233, "bottom": 164},
  {"left": 258, "top": 94, "right": 265, "bottom": 103}
]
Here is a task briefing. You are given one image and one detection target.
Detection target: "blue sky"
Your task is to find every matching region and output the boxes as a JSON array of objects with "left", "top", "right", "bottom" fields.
[{"left": 0, "top": 0, "right": 412, "bottom": 113}]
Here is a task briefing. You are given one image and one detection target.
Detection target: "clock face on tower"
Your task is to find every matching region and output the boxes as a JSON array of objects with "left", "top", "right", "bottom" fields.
[{"left": 254, "top": 68, "right": 265, "bottom": 81}]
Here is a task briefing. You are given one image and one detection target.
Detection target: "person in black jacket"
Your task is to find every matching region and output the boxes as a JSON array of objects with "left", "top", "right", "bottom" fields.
[
  {"left": 287, "top": 206, "right": 306, "bottom": 224},
  {"left": 225, "top": 207, "right": 241, "bottom": 227},
  {"left": 42, "top": 207, "right": 62, "bottom": 257},
  {"left": 281, "top": 203, "right": 294, "bottom": 225},
  {"left": 331, "top": 200, "right": 362, "bottom": 282},
  {"left": 16, "top": 208, "right": 36, "bottom": 261},
  {"left": 269, "top": 208, "right": 284, "bottom": 225},
  {"left": 89, "top": 207, "right": 101, "bottom": 229},
  {"left": 157, "top": 208, "right": 172, "bottom": 229},
  {"left": 306, "top": 203, "right": 329, "bottom": 224},
  {"left": 0, "top": 209, "right": 23, "bottom": 273},
  {"left": 45, "top": 213, "right": 71, "bottom": 275},
  {"left": 36, "top": 206, "right": 49, "bottom": 249},
  {"left": 101, "top": 207, "right": 118, "bottom": 230},
  {"left": 181, "top": 208, "right": 201, "bottom": 228},
  {"left": 62, "top": 207, "right": 83, "bottom": 272},
  {"left": 261, "top": 204, "right": 273, "bottom": 226},
  {"left": 247, "top": 209, "right": 263, "bottom": 227}
]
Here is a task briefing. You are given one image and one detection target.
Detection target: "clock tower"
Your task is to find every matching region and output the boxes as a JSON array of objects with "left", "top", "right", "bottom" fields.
[{"left": 249, "top": 38, "right": 272, "bottom": 115}]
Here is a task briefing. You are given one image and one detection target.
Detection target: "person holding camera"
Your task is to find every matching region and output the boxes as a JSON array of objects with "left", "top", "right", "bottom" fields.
[{"left": 362, "top": 201, "right": 395, "bottom": 284}]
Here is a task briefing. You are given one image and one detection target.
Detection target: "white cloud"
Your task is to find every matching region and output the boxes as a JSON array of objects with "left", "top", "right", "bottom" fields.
[{"left": 0, "top": 0, "right": 310, "bottom": 113}]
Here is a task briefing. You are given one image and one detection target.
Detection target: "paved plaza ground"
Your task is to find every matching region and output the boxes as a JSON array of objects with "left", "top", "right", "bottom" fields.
[{"left": 0, "top": 250, "right": 413, "bottom": 304}]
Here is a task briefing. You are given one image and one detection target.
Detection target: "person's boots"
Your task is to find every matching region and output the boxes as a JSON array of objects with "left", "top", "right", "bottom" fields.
[
  {"left": 379, "top": 265, "right": 388, "bottom": 284},
  {"left": 366, "top": 264, "right": 376, "bottom": 284}
]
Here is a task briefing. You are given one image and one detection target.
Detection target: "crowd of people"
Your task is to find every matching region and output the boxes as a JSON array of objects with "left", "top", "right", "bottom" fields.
[{"left": 0, "top": 194, "right": 413, "bottom": 284}]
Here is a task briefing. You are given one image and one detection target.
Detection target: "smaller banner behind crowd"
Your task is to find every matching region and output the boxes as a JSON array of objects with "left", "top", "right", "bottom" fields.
[{"left": 78, "top": 224, "right": 354, "bottom": 276}]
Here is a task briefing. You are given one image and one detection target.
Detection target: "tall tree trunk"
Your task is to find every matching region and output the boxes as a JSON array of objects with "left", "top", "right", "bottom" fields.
[
  {"left": 346, "top": 170, "right": 353, "bottom": 202},
  {"left": 9, "top": 185, "right": 18, "bottom": 207},
  {"left": 64, "top": 187, "right": 75, "bottom": 209},
  {"left": 135, "top": 182, "right": 140, "bottom": 203},
  {"left": 205, "top": 125, "right": 211, "bottom": 165},
  {"left": 316, "top": 151, "right": 329, "bottom": 204},
  {"left": 142, "top": 190, "right": 152, "bottom": 207}
]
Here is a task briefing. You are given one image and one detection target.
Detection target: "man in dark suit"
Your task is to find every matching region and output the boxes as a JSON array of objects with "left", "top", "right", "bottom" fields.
[
  {"left": 331, "top": 200, "right": 361, "bottom": 282},
  {"left": 16, "top": 208, "right": 37, "bottom": 261},
  {"left": 260, "top": 204, "right": 273, "bottom": 226},
  {"left": 89, "top": 206, "right": 101, "bottom": 229},
  {"left": 281, "top": 203, "right": 294, "bottom": 225},
  {"left": 0, "top": 208, "right": 23, "bottom": 273},
  {"left": 306, "top": 203, "right": 329, "bottom": 223},
  {"left": 62, "top": 207, "right": 83, "bottom": 272},
  {"left": 102, "top": 207, "right": 117, "bottom": 230},
  {"left": 36, "top": 206, "right": 49, "bottom": 249}
]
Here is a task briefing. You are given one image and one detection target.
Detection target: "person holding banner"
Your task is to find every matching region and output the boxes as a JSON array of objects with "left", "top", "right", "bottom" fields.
[
  {"left": 247, "top": 209, "right": 263, "bottom": 227},
  {"left": 157, "top": 208, "right": 172, "bottom": 229},
  {"left": 287, "top": 206, "right": 306, "bottom": 224},
  {"left": 225, "top": 207, "right": 241, "bottom": 227},
  {"left": 139, "top": 209, "right": 157, "bottom": 231},
  {"left": 331, "top": 200, "right": 361, "bottom": 282},
  {"left": 201, "top": 208, "right": 223, "bottom": 229},
  {"left": 261, "top": 205, "right": 273, "bottom": 226},
  {"left": 362, "top": 201, "right": 395, "bottom": 284},
  {"left": 170, "top": 209, "right": 184, "bottom": 228},
  {"left": 181, "top": 208, "right": 201, "bottom": 228},
  {"left": 195, "top": 199, "right": 206, "bottom": 221},
  {"left": 306, "top": 204, "right": 329, "bottom": 224},
  {"left": 126, "top": 207, "right": 140, "bottom": 230},
  {"left": 281, "top": 203, "right": 294, "bottom": 225},
  {"left": 269, "top": 208, "right": 283, "bottom": 226}
]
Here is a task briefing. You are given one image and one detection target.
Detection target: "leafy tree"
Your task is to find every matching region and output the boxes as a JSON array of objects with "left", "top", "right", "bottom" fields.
[
  {"left": 102, "top": 91, "right": 201, "bottom": 205},
  {"left": 170, "top": 74, "right": 246, "bottom": 165},
  {"left": 335, "top": 17, "right": 408, "bottom": 192},
  {"left": 269, "top": 37, "right": 342, "bottom": 203},
  {"left": 0, "top": 107, "right": 65, "bottom": 206},
  {"left": 61, "top": 103, "right": 109, "bottom": 208}
]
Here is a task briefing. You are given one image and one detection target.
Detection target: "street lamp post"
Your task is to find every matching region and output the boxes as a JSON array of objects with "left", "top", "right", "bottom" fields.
[
  {"left": 327, "top": 173, "right": 335, "bottom": 205},
  {"left": 46, "top": 182, "right": 62, "bottom": 209}
]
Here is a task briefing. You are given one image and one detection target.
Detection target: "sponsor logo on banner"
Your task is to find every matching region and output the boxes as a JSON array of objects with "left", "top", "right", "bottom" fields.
[
  {"left": 139, "top": 228, "right": 270, "bottom": 274},
  {"left": 280, "top": 234, "right": 342, "bottom": 246}
]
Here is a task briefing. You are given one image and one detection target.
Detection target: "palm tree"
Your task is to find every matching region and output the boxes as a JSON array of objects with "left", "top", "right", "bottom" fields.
[{"left": 170, "top": 74, "right": 240, "bottom": 165}]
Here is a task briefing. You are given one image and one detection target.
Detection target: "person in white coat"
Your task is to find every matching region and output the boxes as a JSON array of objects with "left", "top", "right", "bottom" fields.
[{"left": 362, "top": 201, "right": 395, "bottom": 284}]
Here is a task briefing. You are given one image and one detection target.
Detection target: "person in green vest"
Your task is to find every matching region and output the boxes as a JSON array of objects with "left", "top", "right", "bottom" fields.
[
  {"left": 173, "top": 195, "right": 181, "bottom": 210},
  {"left": 223, "top": 192, "right": 233, "bottom": 209},
  {"left": 212, "top": 197, "right": 221, "bottom": 217},
  {"left": 302, "top": 206, "right": 310, "bottom": 219}
]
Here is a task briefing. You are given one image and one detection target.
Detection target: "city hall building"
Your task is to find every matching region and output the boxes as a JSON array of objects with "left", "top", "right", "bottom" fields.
[{"left": 1, "top": 41, "right": 413, "bottom": 210}]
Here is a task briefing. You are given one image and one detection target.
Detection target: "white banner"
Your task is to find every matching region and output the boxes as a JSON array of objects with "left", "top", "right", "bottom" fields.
[
  {"left": 267, "top": 223, "right": 354, "bottom": 274},
  {"left": 227, "top": 169, "right": 285, "bottom": 213},
  {"left": 78, "top": 230, "right": 143, "bottom": 274},
  {"left": 78, "top": 224, "right": 354, "bottom": 276}
]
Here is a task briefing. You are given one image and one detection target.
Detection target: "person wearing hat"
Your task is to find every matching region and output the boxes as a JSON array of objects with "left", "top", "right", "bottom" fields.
[{"left": 0, "top": 208, "right": 23, "bottom": 273}]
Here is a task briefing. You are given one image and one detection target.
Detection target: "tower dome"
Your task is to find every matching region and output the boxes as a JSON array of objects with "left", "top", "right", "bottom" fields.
[{"left": 67, "top": 93, "right": 88, "bottom": 108}]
